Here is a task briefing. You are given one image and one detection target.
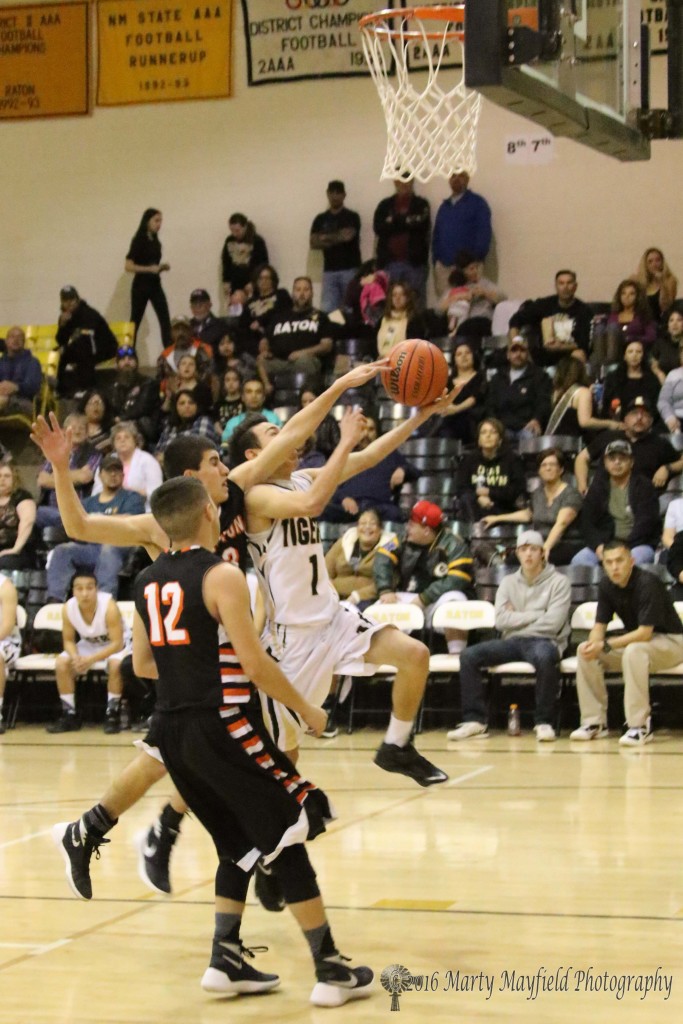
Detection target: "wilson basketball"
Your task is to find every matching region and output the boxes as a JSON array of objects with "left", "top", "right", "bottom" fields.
[{"left": 382, "top": 339, "right": 449, "bottom": 407}]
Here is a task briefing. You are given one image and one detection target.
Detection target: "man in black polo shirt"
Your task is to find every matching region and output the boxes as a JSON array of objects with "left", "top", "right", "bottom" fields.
[
  {"left": 264, "top": 276, "right": 334, "bottom": 387},
  {"left": 571, "top": 539, "right": 683, "bottom": 746},
  {"left": 574, "top": 396, "right": 683, "bottom": 494}
]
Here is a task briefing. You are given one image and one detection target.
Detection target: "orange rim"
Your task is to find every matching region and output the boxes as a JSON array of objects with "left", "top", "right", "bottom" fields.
[{"left": 360, "top": 5, "right": 465, "bottom": 42}]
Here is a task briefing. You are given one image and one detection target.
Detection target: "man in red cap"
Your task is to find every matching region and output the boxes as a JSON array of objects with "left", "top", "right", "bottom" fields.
[{"left": 374, "top": 500, "right": 474, "bottom": 654}]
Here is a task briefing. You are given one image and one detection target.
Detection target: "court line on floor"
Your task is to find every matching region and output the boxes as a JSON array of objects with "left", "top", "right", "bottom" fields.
[{"left": 0, "top": 828, "right": 52, "bottom": 850}]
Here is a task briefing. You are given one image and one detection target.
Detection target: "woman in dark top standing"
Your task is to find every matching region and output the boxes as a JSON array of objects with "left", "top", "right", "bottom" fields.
[
  {"left": 125, "top": 208, "right": 172, "bottom": 348},
  {"left": 221, "top": 213, "right": 269, "bottom": 305}
]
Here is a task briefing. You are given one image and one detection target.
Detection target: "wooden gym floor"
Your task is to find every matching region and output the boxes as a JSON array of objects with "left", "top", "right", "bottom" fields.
[{"left": 1, "top": 726, "right": 682, "bottom": 1023}]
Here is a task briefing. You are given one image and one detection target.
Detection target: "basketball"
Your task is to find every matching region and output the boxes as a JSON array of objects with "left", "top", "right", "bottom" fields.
[{"left": 381, "top": 339, "right": 450, "bottom": 407}]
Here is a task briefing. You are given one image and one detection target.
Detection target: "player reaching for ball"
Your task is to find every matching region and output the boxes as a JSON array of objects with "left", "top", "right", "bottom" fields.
[{"left": 228, "top": 382, "right": 456, "bottom": 786}]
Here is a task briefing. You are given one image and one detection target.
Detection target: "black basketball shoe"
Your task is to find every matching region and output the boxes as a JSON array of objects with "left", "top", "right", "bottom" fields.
[
  {"left": 136, "top": 818, "right": 179, "bottom": 895},
  {"left": 52, "top": 818, "right": 110, "bottom": 900},
  {"left": 201, "top": 939, "right": 280, "bottom": 995},
  {"left": 374, "top": 742, "right": 448, "bottom": 787},
  {"left": 311, "top": 953, "right": 374, "bottom": 1007}
]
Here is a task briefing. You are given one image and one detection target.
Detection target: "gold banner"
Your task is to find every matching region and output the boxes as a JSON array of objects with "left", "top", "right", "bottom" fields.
[
  {"left": 96, "top": 0, "right": 232, "bottom": 106},
  {"left": 0, "top": 1, "right": 89, "bottom": 119}
]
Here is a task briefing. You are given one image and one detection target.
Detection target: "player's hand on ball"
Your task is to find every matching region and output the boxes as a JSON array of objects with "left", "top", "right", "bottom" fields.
[
  {"left": 339, "top": 407, "right": 366, "bottom": 448},
  {"left": 339, "top": 359, "right": 390, "bottom": 390},
  {"left": 420, "top": 385, "right": 459, "bottom": 419},
  {"left": 304, "top": 705, "right": 328, "bottom": 737}
]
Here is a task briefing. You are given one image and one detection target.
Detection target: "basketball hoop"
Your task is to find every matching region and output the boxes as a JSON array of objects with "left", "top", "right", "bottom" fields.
[{"left": 360, "top": 5, "right": 481, "bottom": 183}]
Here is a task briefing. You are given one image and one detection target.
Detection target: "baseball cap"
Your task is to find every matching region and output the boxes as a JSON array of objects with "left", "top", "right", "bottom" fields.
[
  {"left": 516, "top": 530, "right": 545, "bottom": 549},
  {"left": 625, "top": 395, "right": 653, "bottom": 415},
  {"left": 190, "top": 288, "right": 210, "bottom": 303},
  {"left": 60, "top": 285, "right": 79, "bottom": 301},
  {"left": 410, "top": 500, "right": 444, "bottom": 530},
  {"left": 605, "top": 439, "right": 633, "bottom": 458},
  {"left": 100, "top": 453, "right": 123, "bottom": 471}
]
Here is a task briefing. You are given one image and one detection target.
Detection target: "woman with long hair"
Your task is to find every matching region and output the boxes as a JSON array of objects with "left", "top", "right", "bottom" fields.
[
  {"left": 633, "top": 247, "right": 678, "bottom": 321},
  {"left": 601, "top": 339, "right": 661, "bottom": 419},
  {"left": 213, "top": 368, "right": 244, "bottom": 432},
  {"left": 433, "top": 341, "right": 486, "bottom": 443},
  {"left": 125, "top": 207, "right": 171, "bottom": 347},
  {"left": 455, "top": 418, "right": 526, "bottom": 522},
  {"left": 78, "top": 388, "right": 113, "bottom": 454},
  {"left": 651, "top": 305, "right": 683, "bottom": 382},
  {"left": 0, "top": 461, "right": 37, "bottom": 570},
  {"left": 220, "top": 213, "right": 269, "bottom": 306},
  {"left": 239, "top": 263, "right": 291, "bottom": 356},
  {"left": 155, "top": 390, "right": 220, "bottom": 462},
  {"left": 606, "top": 279, "right": 656, "bottom": 348},
  {"left": 376, "top": 281, "right": 426, "bottom": 357},
  {"left": 547, "top": 356, "right": 620, "bottom": 439}
]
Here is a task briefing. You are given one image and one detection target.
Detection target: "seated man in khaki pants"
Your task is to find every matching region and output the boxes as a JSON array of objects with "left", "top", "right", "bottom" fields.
[{"left": 571, "top": 539, "right": 683, "bottom": 746}]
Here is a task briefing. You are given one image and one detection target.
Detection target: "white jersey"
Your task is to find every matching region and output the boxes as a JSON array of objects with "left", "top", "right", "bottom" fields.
[
  {"left": 65, "top": 592, "right": 131, "bottom": 648},
  {"left": 248, "top": 471, "right": 338, "bottom": 628}
]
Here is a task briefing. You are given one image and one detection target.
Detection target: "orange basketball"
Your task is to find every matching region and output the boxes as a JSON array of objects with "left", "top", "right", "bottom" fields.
[{"left": 381, "top": 339, "right": 449, "bottom": 407}]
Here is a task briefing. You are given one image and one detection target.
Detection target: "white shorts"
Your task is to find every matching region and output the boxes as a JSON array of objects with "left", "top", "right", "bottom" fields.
[
  {"left": 57, "top": 639, "right": 131, "bottom": 671},
  {"left": 395, "top": 590, "right": 466, "bottom": 629},
  {"left": 1, "top": 635, "right": 20, "bottom": 668},
  {"left": 261, "top": 603, "right": 389, "bottom": 751}
]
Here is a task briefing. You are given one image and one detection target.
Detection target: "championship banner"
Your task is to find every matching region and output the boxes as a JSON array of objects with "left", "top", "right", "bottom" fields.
[
  {"left": 96, "top": 0, "right": 232, "bottom": 106},
  {"left": 0, "top": 1, "right": 89, "bottom": 119},
  {"left": 241, "top": 0, "right": 395, "bottom": 86}
]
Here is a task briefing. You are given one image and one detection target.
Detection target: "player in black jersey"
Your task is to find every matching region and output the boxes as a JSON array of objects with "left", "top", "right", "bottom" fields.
[
  {"left": 33, "top": 362, "right": 381, "bottom": 900},
  {"left": 132, "top": 476, "right": 373, "bottom": 1006}
]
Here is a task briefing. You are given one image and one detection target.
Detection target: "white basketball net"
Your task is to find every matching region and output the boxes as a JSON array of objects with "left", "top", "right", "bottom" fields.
[{"left": 361, "top": 7, "right": 481, "bottom": 183}]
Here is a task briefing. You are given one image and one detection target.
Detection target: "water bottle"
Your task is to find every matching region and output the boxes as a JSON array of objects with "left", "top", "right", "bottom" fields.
[
  {"left": 592, "top": 381, "right": 604, "bottom": 412},
  {"left": 507, "top": 704, "right": 521, "bottom": 736}
]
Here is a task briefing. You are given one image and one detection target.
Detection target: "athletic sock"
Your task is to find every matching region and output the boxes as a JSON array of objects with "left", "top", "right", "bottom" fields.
[
  {"left": 82, "top": 803, "right": 118, "bottom": 838},
  {"left": 447, "top": 638, "right": 466, "bottom": 655},
  {"left": 159, "top": 802, "right": 185, "bottom": 832},
  {"left": 384, "top": 713, "right": 413, "bottom": 748},
  {"left": 107, "top": 691, "right": 120, "bottom": 705},
  {"left": 61, "top": 694, "right": 76, "bottom": 711},
  {"left": 304, "top": 922, "right": 337, "bottom": 962},
  {"left": 214, "top": 913, "right": 242, "bottom": 945}
]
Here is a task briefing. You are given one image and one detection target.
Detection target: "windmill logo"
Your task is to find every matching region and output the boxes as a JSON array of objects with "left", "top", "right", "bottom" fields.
[{"left": 381, "top": 964, "right": 414, "bottom": 1011}]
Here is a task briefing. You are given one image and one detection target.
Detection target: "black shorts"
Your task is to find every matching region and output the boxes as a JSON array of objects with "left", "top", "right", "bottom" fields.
[{"left": 154, "top": 705, "right": 333, "bottom": 871}]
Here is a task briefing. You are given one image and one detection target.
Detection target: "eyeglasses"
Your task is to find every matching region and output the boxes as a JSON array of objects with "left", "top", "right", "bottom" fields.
[{"left": 117, "top": 347, "right": 136, "bottom": 358}]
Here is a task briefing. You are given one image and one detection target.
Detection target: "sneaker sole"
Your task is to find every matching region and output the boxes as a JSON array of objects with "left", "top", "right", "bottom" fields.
[
  {"left": 619, "top": 734, "right": 654, "bottom": 747},
  {"left": 51, "top": 822, "right": 90, "bottom": 901},
  {"left": 446, "top": 730, "right": 489, "bottom": 741},
  {"left": 201, "top": 967, "right": 280, "bottom": 995},
  {"left": 374, "top": 757, "right": 448, "bottom": 787},
  {"left": 134, "top": 830, "right": 171, "bottom": 895},
  {"left": 310, "top": 979, "right": 374, "bottom": 1007},
  {"left": 570, "top": 731, "right": 609, "bottom": 741}
]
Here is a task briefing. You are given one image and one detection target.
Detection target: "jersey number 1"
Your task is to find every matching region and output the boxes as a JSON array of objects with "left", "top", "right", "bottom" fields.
[
  {"left": 309, "top": 554, "right": 319, "bottom": 596},
  {"left": 144, "top": 581, "right": 189, "bottom": 645}
]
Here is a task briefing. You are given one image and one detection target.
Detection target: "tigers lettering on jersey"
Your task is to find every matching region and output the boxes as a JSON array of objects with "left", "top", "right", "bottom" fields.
[{"left": 281, "top": 516, "right": 321, "bottom": 547}]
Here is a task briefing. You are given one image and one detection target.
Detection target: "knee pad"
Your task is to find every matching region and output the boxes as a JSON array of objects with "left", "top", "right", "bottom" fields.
[
  {"left": 270, "top": 844, "right": 319, "bottom": 904},
  {"left": 214, "top": 858, "right": 250, "bottom": 903}
]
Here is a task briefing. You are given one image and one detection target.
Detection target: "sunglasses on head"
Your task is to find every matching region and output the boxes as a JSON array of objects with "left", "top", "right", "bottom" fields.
[{"left": 117, "top": 346, "right": 136, "bottom": 358}]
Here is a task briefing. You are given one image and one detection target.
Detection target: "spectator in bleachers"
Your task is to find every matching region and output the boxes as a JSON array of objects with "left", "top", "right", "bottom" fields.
[
  {"left": 263, "top": 276, "right": 334, "bottom": 387},
  {"left": 55, "top": 286, "right": 117, "bottom": 397},
  {"left": 432, "top": 340, "right": 485, "bottom": 444},
  {"left": 574, "top": 396, "right": 683, "bottom": 494},
  {"left": 220, "top": 378, "right": 283, "bottom": 442},
  {"left": 443, "top": 250, "right": 505, "bottom": 342},
  {"left": 651, "top": 306, "right": 683, "bottom": 383},
  {"left": 36, "top": 413, "right": 100, "bottom": 531},
  {"left": 376, "top": 282, "right": 426, "bottom": 358},
  {"left": 47, "top": 572, "right": 131, "bottom": 734},
  {"left": 188, "top": 289, "right": 228, "bottom": 354},
  {"left": 571, "top": 439, "right": 661, "bottom": 566},
  {"left": 572, "top": 539, "right": 683, "bottom": 746},
  {"left": 656, "top": 344, "right": 683, "bottom": 432},
  {"left": 158, "top": 318, "right": 213, "bottom": 382},
  {"left": 374, "top": 499, "right": 473, "bottom": 655},
  {"left": 606, "top": 279, "right": 656, "bottom": 351},
  {"left": 105, "top": 346, "right": 161, "bottom": 446},
  {"left": 78, "top": 389, "right": 112, "bottom": 454},
  {"left": 322, "top": 415, "right": 418, "bottom": 523},
  {"left": 600, "top": 340, "right": 660, "bottom": 420},
  {"left": 455, "top": 417, "right": 526, "bottom": 522},
  {"left": 213, "top": 368, "right": 244, "bottom": 432},
  {"left": 325, "top": 508, "right": 392, "bottom": 608},
  {"left": 343, "top": 259, "right": 389, "bottom": 338},
  {"left": 373, "top": 176, "right": 431, "bottom": 302},
  {"left": 481, "top": 447, "right": 582, "bottom": 564},
  {"left": 662, "top": 494, "right": 683, "bottom": 549},
  {"left": 665, "top": 527, "right": 683, "bottom": 599},
  {"left": 239, "top": 264, "right": 292, "bottom": 356},
  {"left": 484, "top": 336, "right": 551, "bottom": 439},
  {"left": 547, "top": 356, "right": 621, "bottom": 439},
  {"left": 125, "top": 208, "right": 171, "bottom": 348},
  {"left": 0, "top": 327, "right": 42, "bottom": 419},
  {"left": 299, "top": 386, "right": 339, "bottom": 459},
  {"left": 0, "top": 572, "right": 21, "bottom": 734},
  {"left": 155, "top": 391, "right": 220, "bottom": 463},
  {"left": 212, "top": 331, "right": 257, "bottom": 381},
  {"left": 632, "top": 247, "right": 678, "bottom": 322},
  {"left": 435, "top": 266, "right": 472, "bottom": 336},
  {"left": 160, "top": 354, "right": 213, "bottom": 418},
  {"left": 448, "top": 530, "right": 571, "bottom": 742},
  {"left": 0, "top": 462, "right": 36, "bottom": 570},
  {"left": 432, "top": 171, "right": 492, "bottom": 296},
  {"left": 310, "top": 180, "right": 362, "bottom": 313},
  {"left": 508, "top": 269, "right": 592, "bottom": 363},
  {"left": 46, "top": 453, "right": 145, "bottom": 602},
  {"left": 220, "top": 213, "right": 269, "bottom": 308},
  {"left": 92, "top": 422, "right": 162, "bottom": 511}
]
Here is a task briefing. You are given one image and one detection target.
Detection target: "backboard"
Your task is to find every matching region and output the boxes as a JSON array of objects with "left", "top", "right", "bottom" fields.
[{"left": 464, "top": 0, "right": 651, "bottom": 160}]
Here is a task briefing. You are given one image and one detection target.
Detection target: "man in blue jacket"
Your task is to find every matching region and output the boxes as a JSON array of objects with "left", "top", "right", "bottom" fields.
[
  {"left": 0, "top": 327, "right": 42, "bottom": 419},
  {"left": 432, "top": 172, "right": 492, "bottom": 296}
]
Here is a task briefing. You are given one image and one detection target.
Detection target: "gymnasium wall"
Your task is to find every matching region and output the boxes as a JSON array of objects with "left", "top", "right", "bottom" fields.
[{"left": 1, "top": 0, "right": 680, "bottom": 363}]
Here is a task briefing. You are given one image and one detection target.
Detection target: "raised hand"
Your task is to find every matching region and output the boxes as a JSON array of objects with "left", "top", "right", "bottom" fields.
[
  {"left": 337, "top": 358, "right": 390, "bottom": 391},
  {"left": 30, "top": 413, "right": 73, "bottom": 467},
  {"left": 418, "top": 385, "right": 460, "bottom": 420},
  {"left": 339, "top": 407, "right": 367, "bottom": 449}
]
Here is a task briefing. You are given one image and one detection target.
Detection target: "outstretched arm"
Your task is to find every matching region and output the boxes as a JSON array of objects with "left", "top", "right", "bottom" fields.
[{"left": 231, "top": 360, "right": 387, "bottom": 491}]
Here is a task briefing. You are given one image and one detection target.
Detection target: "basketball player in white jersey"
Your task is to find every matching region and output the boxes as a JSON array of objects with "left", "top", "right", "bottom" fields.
[
  {"left": 48, "top": 571, "right": 130, "bottom": 734},
  {"left": 230, "top": 388, "right": 455, "bottom": 787},
  {"left": 0, "top": 572, "right": 21, "bottom": 735}
]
